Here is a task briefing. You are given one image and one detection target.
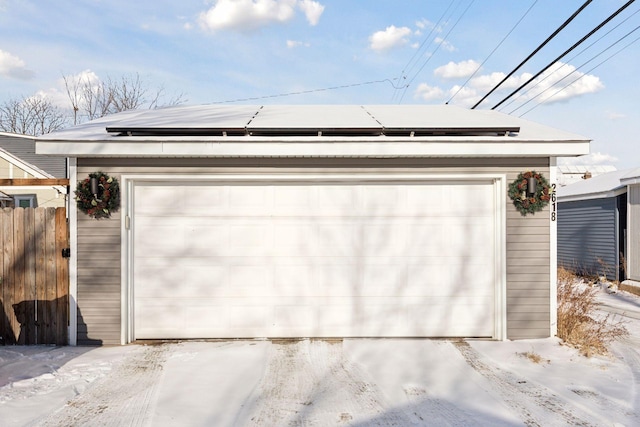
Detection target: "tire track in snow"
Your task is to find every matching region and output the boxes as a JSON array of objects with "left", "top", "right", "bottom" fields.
[
  {"left": 454, "top": 341, "right": 599, "bottom": 427},
  {"left": 402, "top": 385, "right": 483, "bottom": 426},
  {"left": 245, "top": 340, "right": 411, "bottom": 426},
  {"left": 610, "top": 336, "right": 640, "bottom": 423},
  {"left": 33, "top": 344, "right": 168, "bottom": 427}
]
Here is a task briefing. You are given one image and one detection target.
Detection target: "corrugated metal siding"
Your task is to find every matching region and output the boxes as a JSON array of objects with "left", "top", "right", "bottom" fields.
[
  {"left": 629, "top": 184, "right": 640, "bottom": 281},
  {"left": 557, "top": 198, "right": 619, "bottom": 280},
  {"left": 0, "top": 134, "right": 66, "bottom": 178},
  {"left": 76, "top": 158, "right": 550, "bottom": 343}
]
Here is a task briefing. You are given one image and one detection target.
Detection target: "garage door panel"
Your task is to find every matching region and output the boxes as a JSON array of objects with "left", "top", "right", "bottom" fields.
[
  {"left": 273, "top": 264, "right": 312, "bottom": 290},
  {"left": 133, "top": 180, "right": 498, "bottom": 339},
  {"left": 316, "top": 224, "right": 358, "bottom": 255},
  {"left": 135, "top": 186, "right": 182, "bottom": 215},
  {"left": 228, "top": 224, "right": 271, "bottom": 250},
  {"left": 406, "top": 224, "right": 446, "bottom": 255},
  {"left": 182, "top": 186, "right": 225, "bottom": 211},
  {"left": 446, "top": 185, "right": 494, "bottom": 216},
  {"left": 318, "top": 186, "right": 357, "bottom": 208},
  {"left": 273, "top": 186, "right": 312, "bottom": 206},
  {"left": 361, "top": 264, "right": 407, "bottom": 295}
]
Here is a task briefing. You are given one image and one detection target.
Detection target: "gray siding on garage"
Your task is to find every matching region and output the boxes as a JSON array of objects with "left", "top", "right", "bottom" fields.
[
  {"left": 76, "top": 157, "right": 550, "bottom": 344},
  {"left": 557, "top": 197, "right": 620, "bottom": 280},
  {"left": 76, "top": 195, "right": 122, "bottom": 345},
  {"left": 629, "top": 184, "right": 640, "bottom": 281}
]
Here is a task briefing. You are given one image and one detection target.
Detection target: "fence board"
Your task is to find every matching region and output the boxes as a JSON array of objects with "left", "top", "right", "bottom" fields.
[
  {"left": 2, "top": 209, "right": 17, "bottom": 343},
  {"left": 55, "top": 208, "right": 68, "bottom": 345},
  {"left": 44, "top": 208, "right": 57, "bottom": 345},
  {"left": 23, "top": 208, "right": 37, "bottom": 345},
  {"left": 0, "top": 207, "right": 68, "bottom": 345},
  {"left": 13, "top": 209, "right": 25, "bottom": 344},
  {"left": 0, "top": 210, "right": 4, "bottom": 344},
  {"left": 35, "top": 208, "right": 46, "bottom": 344}
]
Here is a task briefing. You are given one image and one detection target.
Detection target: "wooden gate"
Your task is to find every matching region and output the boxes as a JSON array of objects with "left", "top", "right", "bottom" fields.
[{"left": 0, "top": 207, "right": 69, "bottom": 345}]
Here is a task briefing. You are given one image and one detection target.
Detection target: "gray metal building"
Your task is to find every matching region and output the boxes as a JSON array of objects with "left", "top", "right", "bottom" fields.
[{"left": 557, "top": 168, "right": 636, "bottom": 281}]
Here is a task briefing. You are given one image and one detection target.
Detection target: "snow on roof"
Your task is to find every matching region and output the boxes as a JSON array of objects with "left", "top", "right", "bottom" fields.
[
  {"left": 35, "top": 104, "right": 590, "bottom": 158},
  {"left": 557, "top": 167, "right": 639, "bottom": 201},
  {"left": 39, "top": 104, "right": 585, "bottom": 140},
  {"left": 621, "top": 167, "right": 640, "bottom": 185}
]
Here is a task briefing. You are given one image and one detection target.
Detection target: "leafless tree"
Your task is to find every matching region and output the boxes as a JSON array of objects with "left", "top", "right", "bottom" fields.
[
  {"left": 63, "top": 72, "right": 186, "bottom": 124},
  {"left": 0, "top": 96, "right": 68, "bottom": 136}
]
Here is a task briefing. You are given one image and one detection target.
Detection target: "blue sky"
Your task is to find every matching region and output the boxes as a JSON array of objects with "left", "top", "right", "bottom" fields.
[{"left": 1, "top": 0, "right": 639, "bottom": 169}]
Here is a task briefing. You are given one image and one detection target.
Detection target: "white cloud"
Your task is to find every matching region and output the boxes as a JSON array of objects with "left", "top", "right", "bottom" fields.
[
  {"left": 286, "top": 39, "right": 309, "bottom": 48},
  {"left": 473, "top": 63, "right": 602, "bottom": 105},
  {"left": 434, "top": 60, "right": 480, "bottom": 79},
  {"left": 415, "top": 19, "right": 433, "bottom": 30},
  {"left": 434, "top": 37, "right": 455, "bottom": 52},
  {"left": 44, "top": 70, "right": 103, "bottom": 109},
  {"left": 522, "top": 62, "right": 604, "bottom": 104},
  {"left": 444, "top": 85, "right": 479, "bottom": 107},
  {"left": 468, "top": 71, "right": 531, "bottom": 92},
  {"left": 197, "top": 0, "right": 324, "bottom": 32},
  {"left": 0, "top": 49, "right": 34, "bottom": 80},
  {"left": 606, "top": 111, "right": 627, "bottom": 120},
  {"left": 297, "top": 0, "right": 324, "bottom": 25},
  {"left": 558, "top": 152, "right": 618, "bottom": 166},
  {"left": 414, "top": 83, "right": 444, "bottom": 101},
  {"left": 62, "top": 69, "right": 101, "bottom": 88},
  {"left": 369, "top": 25, "right": 412, "bottom": 52},
  {"left": 421, "top": 62, "right": 604, "bottom": 109},
  {"left": 414, "top": 19, "right": 433, "bottom": 36}
]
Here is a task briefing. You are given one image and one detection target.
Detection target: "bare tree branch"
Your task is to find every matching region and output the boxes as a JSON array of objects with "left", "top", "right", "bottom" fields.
[
  {"left": 0, "top": 96, "right": 68, "bottom": 136},
  {"left": 62, "top": 72, "right": 187, "bottom": 124}
]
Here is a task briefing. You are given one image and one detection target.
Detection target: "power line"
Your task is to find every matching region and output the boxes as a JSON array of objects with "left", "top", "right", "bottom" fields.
[
  {"left": 391, "top": 0, "right": 456, "bottom": 102},
  {"left": 447, "top": 0, "right": 538, "bottom": 104},
  {"left": 498, "top": 6, "right": 640, "bottom": 112},
  {"left": 399, "top": 0, "right": 475, "bottom": 103},
  {"left": 491, "top": 0, "right": 636, "bottom": 110},
  {"left": 210, "top": 79, "right": 404, "bottom": 104},
  {"left": 515, "top": 24, "right": 640, "bottom": 117},
  {"left": 470, "top": 0, "right": 593, "bottom": 109}
]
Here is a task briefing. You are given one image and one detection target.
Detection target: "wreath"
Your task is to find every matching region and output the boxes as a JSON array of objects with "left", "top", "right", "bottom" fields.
[
  {"left": 508, "top": 171, "right": 552, "bottom": 216},
  {"left": 75, "top": 172, "right": 120, "bottom": 219}
]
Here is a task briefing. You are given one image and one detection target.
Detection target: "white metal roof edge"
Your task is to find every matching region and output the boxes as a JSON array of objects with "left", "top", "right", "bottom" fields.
[
  {"left": 0, "top": 132, "right": 35, "bottom": 140},
  {"left": 558, "top": 187, "right": 627, "bottom": 202},
  {"left": 622, "top": 177, "right": 640, "bottom": 185},
  {"left": 36, "top": 139, "right": 590, "bottom": 158},
  {"left": 620, "top": 168, "right": 640, "bottom": 184}
]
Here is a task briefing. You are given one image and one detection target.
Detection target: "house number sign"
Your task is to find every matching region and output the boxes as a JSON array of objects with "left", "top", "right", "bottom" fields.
[{"left": 550, "top": 183, "right": 557, "bottom": 222}]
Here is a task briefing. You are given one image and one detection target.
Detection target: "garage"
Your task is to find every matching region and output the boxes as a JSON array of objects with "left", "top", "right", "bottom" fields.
[
  {"left": 131, "top": 176, "right": 499, "bottom": 339},
  {"left": 35, "top": 103, "right": 592, "bottom": 344}
]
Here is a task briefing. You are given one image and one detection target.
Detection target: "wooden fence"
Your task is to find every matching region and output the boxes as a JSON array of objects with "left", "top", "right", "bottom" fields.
[{"left": 0, "top": 207, "right": 69, "bottom": 345}]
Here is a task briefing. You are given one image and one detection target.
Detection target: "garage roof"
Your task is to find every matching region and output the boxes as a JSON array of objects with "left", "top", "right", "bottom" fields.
[
  {"left": 36, "top": 104, "right": 590, "bottom": 158},
  {"left": 558, "top": 168, "right": 638, "bottom": 202}
]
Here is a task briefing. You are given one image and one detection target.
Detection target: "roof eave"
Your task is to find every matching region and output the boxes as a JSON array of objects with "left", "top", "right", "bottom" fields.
[
  {"left": 36, "top": 138, "right": 590, "bottom": 158},
  {"left": 558, "top": 187, "right": 627, "bottom": 202}
]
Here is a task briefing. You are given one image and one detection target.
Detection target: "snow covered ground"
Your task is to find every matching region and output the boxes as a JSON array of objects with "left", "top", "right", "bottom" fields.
[{"left": 1, "top": 286, "right": 639, "bottom": 426}]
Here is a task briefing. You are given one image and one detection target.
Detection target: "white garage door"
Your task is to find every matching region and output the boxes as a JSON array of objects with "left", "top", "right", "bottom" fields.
[{"left": 132, "top": 178, "right": 497, "bottom": 339}]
